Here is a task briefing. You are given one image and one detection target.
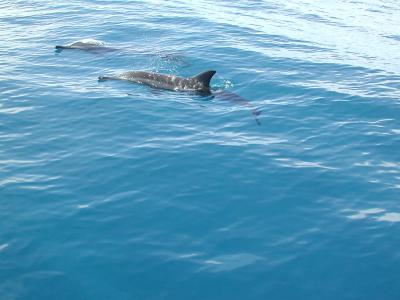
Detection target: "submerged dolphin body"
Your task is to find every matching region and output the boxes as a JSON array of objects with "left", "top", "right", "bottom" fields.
[
  {"left": 213, "top": 90, "right": 262, "bottom": 125},
  {"left": 99, "top": 70, "right": 216, "bottom": 94},
  {"left": 55, "top": 39, "right": 117, "bottom": 53}
]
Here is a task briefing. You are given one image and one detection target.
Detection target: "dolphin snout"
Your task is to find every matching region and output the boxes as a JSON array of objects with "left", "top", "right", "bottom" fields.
[{"left": 55, "top": 45, "right": 69, "bottom": 49}]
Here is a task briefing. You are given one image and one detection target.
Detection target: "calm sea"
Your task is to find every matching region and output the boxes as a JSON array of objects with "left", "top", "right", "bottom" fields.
[{"left": 1, "top": 1, "right": 400, "bottom": 299}]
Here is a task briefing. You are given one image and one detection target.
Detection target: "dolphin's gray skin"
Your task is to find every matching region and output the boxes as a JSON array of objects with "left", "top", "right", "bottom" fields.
[
  {"left": 99, "top": 70, "right": 216, "bottom": 94},
  {"left": 55, "top": 39, "right": 117, "bottom": 53}
]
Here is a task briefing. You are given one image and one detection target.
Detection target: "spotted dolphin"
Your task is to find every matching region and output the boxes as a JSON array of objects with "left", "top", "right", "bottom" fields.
[
  {"left": 55, "top": 39, "right": 117, "bottom": 53},
  {"left": 99, "top": 70, "right": 216, "bottom": 94},
  {"left": 55, "top": 39, "right": 189, "bottom": 66}
]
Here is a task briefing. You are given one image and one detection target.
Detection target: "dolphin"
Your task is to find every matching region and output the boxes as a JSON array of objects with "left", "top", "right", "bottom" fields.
[
  {"left": 99, "top": 70, "right": 261, "bottom": 125},
  {"left": 55, "top": 39, "right": 117, "bottom": 53},
  {"left": 99, "top": 70, "right": 216, "bottom": 94},
  {"left": 55, "top": 39, "right": 189, "bottom": 66}
]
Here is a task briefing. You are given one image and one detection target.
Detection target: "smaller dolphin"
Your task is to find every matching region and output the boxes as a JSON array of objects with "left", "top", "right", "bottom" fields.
[
  {"left": 55, "top": 39, "right": 189, "bottom": 66},
  {"left": 55, "top": 39, "right": 117, "bottom": 53},
  {"left": 99, "top": 70, "right": 216, "bottom": 94}
]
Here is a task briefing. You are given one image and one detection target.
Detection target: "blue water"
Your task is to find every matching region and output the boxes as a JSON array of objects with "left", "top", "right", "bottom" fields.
[{"left": 1, "top": 1, "right": 400, "bottom": 299}]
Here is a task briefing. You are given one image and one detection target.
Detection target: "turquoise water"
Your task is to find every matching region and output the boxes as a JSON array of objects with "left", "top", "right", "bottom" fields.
[{"left": 1, "top": 1, "right": 400, "bottom": 299}]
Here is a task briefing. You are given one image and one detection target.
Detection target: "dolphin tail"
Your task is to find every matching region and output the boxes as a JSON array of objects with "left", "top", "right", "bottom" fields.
[
  {"left": 252, "top": 109, "right": 262, "bottom": 126},
  {"left": 192, "top": 70, "right": 216, "bottom": 88}
]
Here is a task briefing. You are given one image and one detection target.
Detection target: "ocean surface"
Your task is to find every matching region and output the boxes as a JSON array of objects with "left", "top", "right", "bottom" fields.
[{"left": 1, "top": 1, "right": 400, "bottom": 299}]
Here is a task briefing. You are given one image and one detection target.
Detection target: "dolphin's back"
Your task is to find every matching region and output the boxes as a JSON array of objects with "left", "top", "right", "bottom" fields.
[
  {"left": 55, "top": 39, "right": 116, "bottom": 52},
  {"left": 70, "top": 39, "right": 105, "bottom": 47},
  {"left": 119, "top": 71, "right": 183, "bottom": 90},
  {"left": 99, "top": 70, "right": 216, "bottom": 93}
]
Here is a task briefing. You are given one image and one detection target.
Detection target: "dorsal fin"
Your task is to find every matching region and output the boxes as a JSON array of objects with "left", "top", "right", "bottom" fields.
[{"left": 192, "top": 70, "right": 216, "bottom": 87}]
